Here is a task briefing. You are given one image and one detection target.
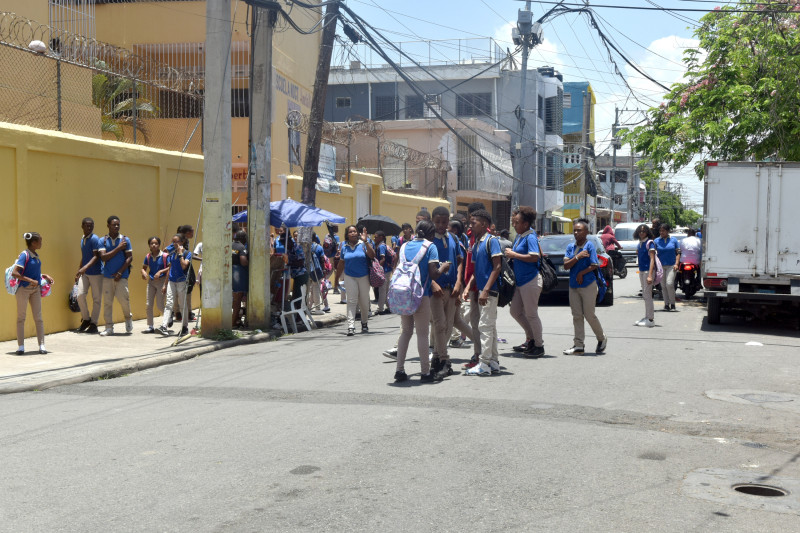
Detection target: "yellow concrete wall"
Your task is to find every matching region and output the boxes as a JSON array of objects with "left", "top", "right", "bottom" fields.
[
  {"left": 1, "top": 1, "right": 48, "bottom": 22},
  {"left": 274, "top": 171, "right": 449, "bottom": 238},
  {"left": 0, "top": 122, "right": 204, "bottom": 342}
]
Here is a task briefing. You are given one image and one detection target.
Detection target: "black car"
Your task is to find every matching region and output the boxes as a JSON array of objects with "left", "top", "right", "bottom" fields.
[{"left": 539, "top": 235, "right": 614, "bottom": 306}]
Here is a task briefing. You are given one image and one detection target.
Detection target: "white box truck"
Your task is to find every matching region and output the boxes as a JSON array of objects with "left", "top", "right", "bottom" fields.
[{"left": 703, "top": 161, "right": 800, "bottom": 324}]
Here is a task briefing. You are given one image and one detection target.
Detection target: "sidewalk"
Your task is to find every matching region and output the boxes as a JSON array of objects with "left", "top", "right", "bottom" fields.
[{"left": 0, "top": 302, "right": 348, "bottom": 395}]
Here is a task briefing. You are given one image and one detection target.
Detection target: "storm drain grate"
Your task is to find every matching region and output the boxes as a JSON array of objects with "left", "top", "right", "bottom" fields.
[{"left": 733, "top": 484, "right": 788, "bottom": 497}]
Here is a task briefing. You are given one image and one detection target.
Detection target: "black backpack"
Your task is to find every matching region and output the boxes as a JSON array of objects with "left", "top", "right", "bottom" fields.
[
  {"left": 485, "top": 237, "right": 516, "bottom": 307},
  {"left": 539, "top": 255, "right": 558, "bottom": 293}
]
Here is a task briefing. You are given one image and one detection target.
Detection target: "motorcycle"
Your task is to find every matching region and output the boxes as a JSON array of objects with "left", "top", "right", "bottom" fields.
[
  {"left": 607, "top": 249, "right": 627, "bottom": 279},
  {"left": 675, "top": 262, "right": 701, "bottom": 299}
]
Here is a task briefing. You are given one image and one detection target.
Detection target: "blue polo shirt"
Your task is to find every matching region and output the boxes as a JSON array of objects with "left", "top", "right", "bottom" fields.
[
  {"left": 167, "top": 250, "right": 192, "bottom": 282},
  {"left": 99, "top": 235, "right": 132, "bottom": 279},
  {"left": 401, "top": 239, "right": 439, "bottom": 297},
  {"left": 144, "top": 252, "right": 168, "bottom": 280},
  {"left": 80, "top": 234, "right": 102, "bottom": 276},
  {"left": 512, "top": 230, "right": 540, "bottom": 287},
  {"left": 655, "top": 236, "right": 679, "bottom": 266},
  {"left": 432, "top": 232, "right": 461, "bottom": 288},
  {"left": 638, "top": 240, "right": 656, "bottom": 271},
  {"left": 274, "top": 239, "right": 286, "bottom": 254},
  {"left": 377, "top": 243, "right": 393, "bottom": 273},
  {"left": 565, "top": 240, "right": 598, "bottom": 288},
  {"left": 472, "top": 234, "right": 501, "bottom": 292},
  {"left": 15, "top": 250, "right": 41, "bottom": 287},
  {"left": 341, "top": 241, "right": 369, "bottom": 278}
]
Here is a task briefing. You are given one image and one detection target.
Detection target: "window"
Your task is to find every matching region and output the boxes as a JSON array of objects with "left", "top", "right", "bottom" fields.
[
  {"left": 336, "top": 97, "right": 351, "bottom": 108},
  {"left": 457, "top": 134, "right": 478, "bottom": 190},
  {"left": 232, "top": 88, "right": 249, "bottom": 118},
  {"left": 456, "top": 93, "right": 491, "bottom": 117},
  {"left": 544, "top": 91, "right": 563, "bottom": 135},
  {"left": 423, "top": 94, "right": 441, "bottom": 118},
  {"left": 563, "top": 93, "right": 572, "bottom": 109},
  {"left": 406, "top": 95, "right": 423, "bottom": 119},
  {"left": 598, "top": 171, "right": 607, "bottom": 183},
  {"left": 159, "top": 90, "right": 202, "bottom": 119},
  {"left": 613, "top": 170, "right": 628, "bottom": 183},
  {"left": 375, "top": 95, "right": 398, "bottom": 120},
  {"left": 538, "top": 95, "right": 544, "bottom": 120}
]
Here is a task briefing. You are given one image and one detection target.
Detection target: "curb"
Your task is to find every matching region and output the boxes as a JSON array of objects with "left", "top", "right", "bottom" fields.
[{"left": 0, "top": 313, "right": 347, "bottom": 395}]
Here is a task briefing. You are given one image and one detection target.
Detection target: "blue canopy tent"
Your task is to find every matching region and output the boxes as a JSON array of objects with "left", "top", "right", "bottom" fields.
[{"left": 232, "top": 198, "right": 346, "bottom": 227}]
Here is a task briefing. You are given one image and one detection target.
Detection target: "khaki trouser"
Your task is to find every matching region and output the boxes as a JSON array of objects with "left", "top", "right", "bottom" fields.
[
  {"left": 639, "top": 271, "right": 655, "bottom": 320},
  {"left": 16, "top": 284, "right": 44, "bottom": 346},
  {"left": 377, "top": 273, "right": 391, "bottom": 312},
  {"left": 468, "top": 291, "right": 482, "bottom": 356},
  {"left": 472, "top": 292, "right": 499, "bottom": 364},
  {"left": 146, "top": 278, "right": 166, "bottom": 327},
  {"left": 344, "top": 275, "right": 371, "bottom": 329},
  {"left": 662, "top": 266, "right": 677, "bottom": 306},
  {"left": 430, "top": 287, "right": 458, "bottom": 360},
  {"left": 77, "top": 273, "right": 102, "bottom": 324},
  {"left": 568, "top": 283, "right": 605, "bottom": 349},
  {"left": 509, "top": 274, "right": 544, "bottom": 347},
  {"left": 396, "top": 295, "right": 432, "bottom": 375},
  {"left": 162, "top": 281, "right": 189, "bottom": 330},
  {"left": 102, "top": 277, "right": 131, "bottom": 328},
  {"left": 449, "top": 299, "right": 478, "bottom": 350}
]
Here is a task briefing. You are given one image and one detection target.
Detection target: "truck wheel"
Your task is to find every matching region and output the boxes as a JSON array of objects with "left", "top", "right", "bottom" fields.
[{"left": 707, "top": 296, "right": 721, "bottom": 325}]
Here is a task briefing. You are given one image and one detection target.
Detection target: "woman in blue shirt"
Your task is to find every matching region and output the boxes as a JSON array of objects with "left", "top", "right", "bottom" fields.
[
  {"left": 12, "top": 232, "right": 54, "bottom": 355},
  {"left": 393, "top": 220, "right": 449, "bottom": 383},
  {"left": 335, "top": 225, "right": 376, "bottom": 336},
  {"left": 562, "top": 219, "right": 607, "bottom": 355},
  {"left": 655, "top": 224, "right": 681, "bottom": 311},
  {"left": 504, "top": 206, "right": 545, "bottom": 357},
  {"left": 635, "top": 224, "right": 657, "bottom": 327}
]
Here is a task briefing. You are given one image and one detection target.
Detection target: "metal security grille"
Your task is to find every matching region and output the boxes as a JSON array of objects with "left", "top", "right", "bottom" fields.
[
  {"left": 546, "top": 149, "right": 564, "bottom": 191},
  {"left": 374, "top": 95, "right": 397, "bottom": 120},
  {"left": 457, "top": 133, "right": 478, "bottom": 190},
  {"left": 49, "top": 0, "right": 96, "bottom": 42},
  {"left": 405, "top": 95, "right": 423, "bottom": 119},
  {"left": 456, "top": 93, "right": 491, "bottom": 117},
  {"left": 545, "top": 90, "right": 563, "bottom": 136}
]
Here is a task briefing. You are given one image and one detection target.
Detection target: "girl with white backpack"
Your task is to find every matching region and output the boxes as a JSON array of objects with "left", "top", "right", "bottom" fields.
[
  {"left": 635, "top": 224, "right": 660, "bottom": 327},
  {"left": 11, "top": 232, "right": 54, "bottom": 354}
]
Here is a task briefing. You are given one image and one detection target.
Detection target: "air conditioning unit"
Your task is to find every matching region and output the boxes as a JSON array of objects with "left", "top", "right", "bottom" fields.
[{"left": 423, "top": 94, "right": 441, "bottom": 118}]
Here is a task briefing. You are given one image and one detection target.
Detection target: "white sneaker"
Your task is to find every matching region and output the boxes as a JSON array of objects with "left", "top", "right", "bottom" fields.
[
  {"left": 125, "top": 319, "right": 134, "bottom": 334},
  {"left": 465, "top": 362, "right": 492, "bottom": 376},
  {"left": 644, "top": 319, "right": 655, "bottom": 328},
  {"left": 311, "top": 310, "right": 325, "bottom": 315},
  {"left": 488, "top": 361, "right": 501, "bottom": 374},
  {"left": 634, "top": 317, "right": 647, "bottom": 326},
  {"left": 99, "top": 328, "right": 113, "bottom": 337}
]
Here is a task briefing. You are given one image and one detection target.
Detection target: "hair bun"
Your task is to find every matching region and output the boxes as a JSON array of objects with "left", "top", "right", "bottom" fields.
[{"left": 23, "top": 232, "right": 32, "bottom": 239}]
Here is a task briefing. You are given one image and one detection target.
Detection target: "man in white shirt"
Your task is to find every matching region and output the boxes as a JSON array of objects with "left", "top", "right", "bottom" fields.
[{"left": 680, "top": 228, "right": 702, "bottom": 288}]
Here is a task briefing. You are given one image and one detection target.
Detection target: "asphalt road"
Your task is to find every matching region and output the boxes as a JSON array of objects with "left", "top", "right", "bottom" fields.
[{"left": 2, "top": 274, "right": 800, "bottom": 532}]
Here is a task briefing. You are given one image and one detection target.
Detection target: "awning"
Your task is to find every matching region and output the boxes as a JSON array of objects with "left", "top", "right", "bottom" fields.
[{"left": 553, "top": 216, "right": 571, "bottom": 223}]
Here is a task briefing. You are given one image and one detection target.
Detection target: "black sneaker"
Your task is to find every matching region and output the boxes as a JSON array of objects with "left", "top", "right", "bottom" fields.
[
  {"left": 670, "top": 304, "right": 677, "bottom": 311},
  {"left": 433, "top": 360, "right": 453, "bottom": 381},
  {"left": 157, "top": 326, "right": 170, "bottom": 337},
  {"left": 76, "top": 319, "right": 90, "bottom": 333},
  {"left": 179, "top": 327, "right": 189, "bottom": 336},
  {"left": 663, "top": 305, "right": 670, "bottom": 311},
  {"left": 430, "top": 357, "right": 444, "bottom": 374},
  {"left": 347, "top": 328, "right": 355, "bottom": 336},
  {"left": 513, "top": 341, "right": 530, "bottom": 353},
  {"left": 361, "top": 323, "right": 369, "bottom": 333},
  {"left": 525, "top": 344, "right": 545, "bottom": 358},
  {"left": 175, "top": 312, "right": 182, "bottom": 321},
  {"left": 596, "top": 336, "right": 607, "bottom": 353},
  {"left": 85, "top": 323, "right": 99, "bottom": 334},
  {"left": 394, "top": 371, "right": 408, "bottom": 382},
  {"left": 189, "top": 312, "right": 197, "bottom": 321},
  {"left": 420, "top": 373, "right": 435, "bottom": 383}
]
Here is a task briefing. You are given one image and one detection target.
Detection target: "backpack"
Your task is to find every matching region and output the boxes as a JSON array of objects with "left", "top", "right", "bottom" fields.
[
  {"left": 645, "top": 240, "right": 664, "bottom": 285},
  {"left": 68, "top": 282, "right": 81, "bottom": 312},
  {"left": 321, "top": 253, "right": 333, "bottom": 277},
  {"left": 388, "top": 241, "right": 431, "bottom": 315},
  {"left": 485, "top": 237, "right": 516, "bottom": 307},
  {"left": 146, "top": 252, "right": 169, "bottom": 272},
  {"left": 368, "top": 253, "right": 386, "bottom": 288},
  {"left": 5, "top": 251, "right": 30, "bottom": 295},
  {"left": 539, "top": 255, "right": 558, "bottom": 294},
  {"left": 596, "top": 265, "right": 608, "bottom": 303},
  {"left": 323, "top": 234, "right": 337, "bottom": 258},
  {"left": 383, "top": 244, "right": 397, "bottom": 270}
]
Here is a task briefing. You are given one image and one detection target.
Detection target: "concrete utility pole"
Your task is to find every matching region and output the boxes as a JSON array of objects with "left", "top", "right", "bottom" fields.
[
  {"left": 628, "top": 146, "right": 635, "bottom": 221},
  {"left": 301, "top": 1, "right": 340, "bottom": 206},
  {"left": 510, "top": 1, "right": 542, "bottom": 217},
  {"left": 246, "top": 4, "right": 276, "bottom": 330},
  {"left": 610, "top": 106, "right": 619, "bottom": 225},
  {"left": 201, "top": 0, "right": 233, "bottom": 335}
]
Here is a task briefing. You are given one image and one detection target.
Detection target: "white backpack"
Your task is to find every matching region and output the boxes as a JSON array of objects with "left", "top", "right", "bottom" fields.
[{"left": 387, "top": 241, "right": 431, "bottom": 315}]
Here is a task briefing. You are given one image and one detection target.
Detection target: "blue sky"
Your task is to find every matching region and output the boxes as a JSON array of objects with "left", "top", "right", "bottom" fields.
[{"left": 339, "top": 0, "right": 719, "bottom": 208}]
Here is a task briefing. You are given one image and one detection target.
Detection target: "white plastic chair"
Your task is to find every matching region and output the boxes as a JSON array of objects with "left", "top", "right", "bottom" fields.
[{"left": 280, "top": 284, "right": 317, "bottom": 334}]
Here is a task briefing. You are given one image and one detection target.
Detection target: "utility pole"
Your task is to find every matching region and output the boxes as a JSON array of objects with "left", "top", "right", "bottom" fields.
[
  {"left": 201, "top": 0, "right": 233, "bottom": 335},
  {"left": 301, "top": 1, "right": 340, "bottom": 206},
  {"left": 510, "top": 2, "right": 542, "bottom": 218},
  {"left": 246, "top": 3, "right": 276, "bottom": 330},
  {"left": 628, "top": 146, "right": 635, "bottom": 222},
  {"left": 610, "top": 106, "right": 620, "bottom": 226}
]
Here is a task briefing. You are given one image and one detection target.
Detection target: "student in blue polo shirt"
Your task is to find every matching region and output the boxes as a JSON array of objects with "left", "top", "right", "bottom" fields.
[
  {"left": 505, "top": 205, "right": 545, "bottom": 357},
  {"left": 374, "top": 231, "right": 394, "bottom": 315},
  {"left": 141, "top": 236, "right": 169, "bottom": 333},
  {"left": 74, "top": 217, "right": 103, "bottom": 334},
  {"left": 12, "top": 232, "right": 54, "bottom": 355},
  {"left": 655, "top": 223, "right": 681, "bottom": 311},
  {"left": 429, "top": 206, "right": 464, "bottom": 381},
  {"left": 335, "top": 224, "right": 376, "bottom": 336},
  {"left": 98, "top": 215, "right": 133, "bottom": 336},
  {"left": 461, "top": 209, "right": 502, "bottom": 376},
  {"left": 563, "top": 218, "right": 607, "bottom": 355},
  {"left": 158, "top": 233, "right": 192, "bottom": 336}
]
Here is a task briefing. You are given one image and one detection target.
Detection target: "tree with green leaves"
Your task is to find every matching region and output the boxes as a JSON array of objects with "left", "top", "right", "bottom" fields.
[
  {"left": 91, "top": 60, "right": 159, "bottom": 142},
  {"left": 625, "top": 1, "right": 800, "bottom": 178},
  {"left": 638, "top": 169, "right": 702, "bottom": 228}
]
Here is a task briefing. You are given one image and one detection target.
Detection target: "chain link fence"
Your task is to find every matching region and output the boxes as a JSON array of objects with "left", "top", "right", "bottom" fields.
[{"left": 0, "top": 12, "right": 202, "bottom": 154}]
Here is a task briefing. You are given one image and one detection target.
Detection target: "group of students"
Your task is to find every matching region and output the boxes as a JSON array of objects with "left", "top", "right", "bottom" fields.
[{"left": 11, "top": 217, "right": 201, "bottom": 356}]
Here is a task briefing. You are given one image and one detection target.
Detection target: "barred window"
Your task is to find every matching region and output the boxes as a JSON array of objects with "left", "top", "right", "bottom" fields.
[
  {"left": 456, "top": 93, "right": 491, "bottom": 117},
  {"left": 232, "top": 88, "right": 249, "bottom": 118},
  {"left": 374, "top": 96, "right": 398, "bottom": 120},
  {"left": 336, "top": 97, "right": 351, "bottom": 108},
  {"left": 405, "top": 95, "right": 424, "bottom": 119},
  {"left": 159, "top": 90, "right": 202, "bottom": 119}
]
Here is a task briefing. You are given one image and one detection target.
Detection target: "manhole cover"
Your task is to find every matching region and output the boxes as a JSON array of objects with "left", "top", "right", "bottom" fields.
[
  {"left": 706, "top": 390, "right": 800, "bottom": 414},
  {"left": 733, "top": 393, "right": 794, "bottom": 403},
  {"left": 733, "top": 484, "right": 788, "bottom": 497}
]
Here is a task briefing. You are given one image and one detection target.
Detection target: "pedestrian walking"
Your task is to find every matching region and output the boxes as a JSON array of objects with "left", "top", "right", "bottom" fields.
[
  {"left": 232, "top": 230, "right": 249, "bottom": 328},
  {"left": 11, "top": 232, "right": 54, "bottom": 354},
  {"left": 635, "top": 224, "right": 657, "bottom": 327},
  {"left": 336, "top": 224, "right": 376, "bottom": 336},
  {"left": 393, "top": 220, "right": 447, "bottom": 383},
  {"left": 374, "top": 231, "right": 393, "bottom": 315},
  {"left": 98, "top": 216, "right": 133, "bottom": 336},
  {"left": 505, "top": 206, "right": 545, "bottom": 357},
  {"left": 562, "top": 218, "right": 607, "bottom": 355},
  {"left": 141, "top": 236, "right": 168, "bottom": 333},
  {"left": 655, "top": 223, "right": 680, "bottom": 311},
  {"left": 74, "top": 217, "right": 102, "bottom": 334},
  {"left": 158, "top": 234, "right": 192, "bottom": 336},
  {"left": 461, "top": 209, "right": 503, "bottom": 376}
]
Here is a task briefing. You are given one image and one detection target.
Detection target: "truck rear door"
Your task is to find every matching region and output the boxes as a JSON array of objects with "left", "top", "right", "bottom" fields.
[{"left": 769, "top": 165, "right": 800, "bottom": 276}]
